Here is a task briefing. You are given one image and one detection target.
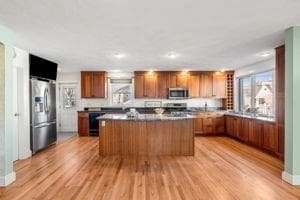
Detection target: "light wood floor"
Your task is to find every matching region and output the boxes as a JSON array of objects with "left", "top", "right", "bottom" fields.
[{"left": 0, "top": 136, "right": 300, "bottom": 200}]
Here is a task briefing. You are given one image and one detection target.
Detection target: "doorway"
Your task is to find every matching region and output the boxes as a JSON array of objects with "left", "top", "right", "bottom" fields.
[
  {"left": 57, "top": 82, "right": 78, "bottom": 141},
  {"left": 12, "top": 65, "right": 24, "bottom": 161}
]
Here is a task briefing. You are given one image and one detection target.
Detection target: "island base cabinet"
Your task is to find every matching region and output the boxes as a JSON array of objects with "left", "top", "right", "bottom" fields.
[{"left": 99, "top": 119, "right": 194, "bottom": 156}]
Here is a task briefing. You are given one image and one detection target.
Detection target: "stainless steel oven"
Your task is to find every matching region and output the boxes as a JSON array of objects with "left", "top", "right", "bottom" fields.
[{"left": 168, "top": 88, "right": 189, "bottom": 99}]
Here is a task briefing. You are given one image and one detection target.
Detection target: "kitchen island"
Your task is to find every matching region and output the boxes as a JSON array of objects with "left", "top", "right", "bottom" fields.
[{"left": 97, "top": 114, "right": 195, "bottom": 156}]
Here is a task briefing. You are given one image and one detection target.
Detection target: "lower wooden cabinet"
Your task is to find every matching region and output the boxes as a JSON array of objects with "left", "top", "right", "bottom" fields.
[
  {"left": 248, "top": 120, "right": 263, "bottom": 147},
  {"left": 262, "top": 122, "right": 276, "bottom": 152},
  {"left": 194, "top": 118, "right": 204, "bottom": 134},
  {"left": 225, "top": 115, "right": 279, "bottom": 157},
  {"left": 194, "top": 115, "right": 225, "bottom": 135},
  {"left": 78, "top": 112, "right": 89, "bottom": 136}
]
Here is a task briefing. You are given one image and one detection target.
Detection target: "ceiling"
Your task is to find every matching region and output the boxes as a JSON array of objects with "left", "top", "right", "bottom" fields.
[{"left": 0, "top": 0, "right": 300, "bottom": 72}]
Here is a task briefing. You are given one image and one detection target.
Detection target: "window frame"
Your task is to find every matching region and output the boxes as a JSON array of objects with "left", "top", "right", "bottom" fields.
[{"left": 238, "top": 70, "right": 275, "bottom": 117}]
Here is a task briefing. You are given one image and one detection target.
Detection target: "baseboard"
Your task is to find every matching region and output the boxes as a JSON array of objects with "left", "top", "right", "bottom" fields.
[
  {"left": 0, "top": 171, "right": 16, "bottom": 187},
  {"left": 282, "top": 171, "right": 300, "bottom": 185},
  {"left": 19, "top": 149, "right": 32, "bottom": 160}
]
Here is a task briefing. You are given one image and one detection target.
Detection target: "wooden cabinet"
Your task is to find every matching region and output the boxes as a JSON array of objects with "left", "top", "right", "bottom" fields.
[
  {"left": 225, "top": 115, "right": 278, "bottom": 156},
  {"left": 236, "top": 118, "right": 250, "bottom": 142},
  {"left": 225, "top": 115, "right": 235, "bottom": 137},
  {"left": 81, "top": 72, "right": 93, "bottom": 98},
  {"left": 275, "top": 45, "right": 285, "bottom": 159},
  {"left": 144, "top": 73, "right": 157, "bottom": 98},
  {"left": 134, "top": 71, "right": 233, "bottom": 99},
  {"left": 194, "top": 118, "right": 204, "bottom": 134},
  {"left": 81, "top": 71, "right": 106, "bottom": 98},
  {"left": 262, "top": 122, "right": 276, "bottom": 152},
  {"left": 213, "top": 72, "right": 227, "bottom": 98},
  {"left": 169, "top": 72, "right": 189, "bottom": 88},
  {"left": 202, "top": 117, "right": 214, "bottom": 133},
  {"left": 135, "top": 74, "right": 145, "bottom": 98},
  {"left": 135, "top": 72, "right": 157, "bottom": 98},
  {"left": 194, "top": 114, "right": 225, "bottom": 135},
  {"left": 78, "top": 112, "right": 89, "bottom": 136},
  {"left": 188, "top": 73, "right": 200, "bottom": 98},
  {"left": 157, "top": 72, "right": 169, "bottom": 98},
  {"left": 213, "top": 116, "right": 225, "bottom": 134},
  {"left": 200, "top": 73, "right": 213, "bottom": 97}
]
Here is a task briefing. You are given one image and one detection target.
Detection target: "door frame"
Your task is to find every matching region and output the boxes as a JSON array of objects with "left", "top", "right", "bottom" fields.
[{"left": 12, "top": 47, "right": 31, "bottom": 160}]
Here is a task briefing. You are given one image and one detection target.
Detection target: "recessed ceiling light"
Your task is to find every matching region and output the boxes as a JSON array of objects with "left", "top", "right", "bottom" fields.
[
  {"left": 258, "top": 51, "right": 272, "bottom": 57},
  {"left": 110, "top": 69, "right": 121, "bottom": 72},
  {"left": 166, "top": 52, "right": 179, "bottom": 59},
  {"left": 114, "top": 53, "right": 126, "bottom": 59}
]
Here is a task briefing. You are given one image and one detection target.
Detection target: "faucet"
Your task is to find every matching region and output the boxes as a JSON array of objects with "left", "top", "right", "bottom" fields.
[{"left": 204, "top": 102, "right": 208, "bottom": 112}]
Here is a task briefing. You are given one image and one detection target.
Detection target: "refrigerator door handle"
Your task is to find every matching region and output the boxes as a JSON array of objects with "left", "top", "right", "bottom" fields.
[{"left": 44, "top": 88, "right": 47, "bottom": 113}]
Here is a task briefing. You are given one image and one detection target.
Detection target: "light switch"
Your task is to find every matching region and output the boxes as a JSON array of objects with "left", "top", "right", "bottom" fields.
[{"left": 101, "top": 121, "right": 105, "bottom": 126}]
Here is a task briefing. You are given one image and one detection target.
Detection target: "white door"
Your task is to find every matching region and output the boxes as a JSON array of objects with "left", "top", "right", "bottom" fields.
[
  {"left": 58, "top": 83, "right": 78, "bottom": 132},
  {"left": 12, "top": 67, "right": 24, "bottom": 161}
]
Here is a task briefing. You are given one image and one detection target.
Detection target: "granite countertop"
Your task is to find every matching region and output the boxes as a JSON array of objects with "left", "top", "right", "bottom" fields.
[
  {"left": 97, "top": 114, "right": 196, "bottom": 121},
  {"left": 224, "top": 111, "right": 275, "bottom": 122}
]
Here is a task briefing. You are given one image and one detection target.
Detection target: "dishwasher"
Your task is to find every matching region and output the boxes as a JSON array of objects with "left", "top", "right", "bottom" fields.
[{"left": 89, "top": 112, "right": 106, "bottom": 136}]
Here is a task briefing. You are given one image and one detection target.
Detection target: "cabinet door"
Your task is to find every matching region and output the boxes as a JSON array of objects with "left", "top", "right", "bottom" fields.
[
  {"left": 214, "top": 116, "right": 225, "bottom": 134},
  {"left": 169, "top": 72, "right": 189, "bottom": 88},
  {"left": 81, "top": 72, "right": 93, "bottom": 98},
  {"left": 78, "top": 113, "right": 89, "bottom": 136},
  {"left": 249, "top": 120, "right": 262, "bottom": 147},
  {"left": 200, "top": 73, "right": 213, "bottom": 97},
  {"left": 237, "top": 118, "right": 249, "bottom": 142},
  {"left": 194, "top": 117, "right": 204, "bottom": 134},
  {"left": 203, "top": 118, "right": 213, "bottom": 133},
  {"left": 157, "top": 72, "right": 168, "bottom": 98},
  {"left": 262, "top": 122, "right": 276, "bottom": 152},
  {"left": 135, "top": 74, "right": 145, "bottom": 98},
  {"left": 144, "top": 74, "right": 157, "bottom": 98},
  {"left": 225, "top": 116, "right": 234, "bottom": 136},
  {"left": 188, "top": 74, "right": 200, "bottom": 98},
  {"left": 177, "top": 73, "right": 189, "bottom": 88},
  {"left": 213, "top": 72, "right": 227, "bottom": 98},
  {"left": 93, "top": 72, "right": 106, "bottom": 98}
]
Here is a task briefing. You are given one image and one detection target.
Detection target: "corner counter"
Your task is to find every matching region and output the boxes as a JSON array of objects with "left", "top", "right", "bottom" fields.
[{"left": 98, "top": 114, "right": 195, "bottom": 156}]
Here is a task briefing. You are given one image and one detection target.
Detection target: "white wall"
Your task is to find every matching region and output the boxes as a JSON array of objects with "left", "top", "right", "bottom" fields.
[
  {"left": 56, "top": 71, "right": 223, "bottom": 109},
  {"left": 233, "top": 57, "right": 275, "bottom": 110},
  {"left": 12, "top": 47, "right": 31, "bottom": 159}
]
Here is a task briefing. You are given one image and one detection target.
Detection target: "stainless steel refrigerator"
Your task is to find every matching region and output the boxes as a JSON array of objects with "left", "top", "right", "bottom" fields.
[{"left": 30, "top": 79, "right": 57, "bottom": 154}]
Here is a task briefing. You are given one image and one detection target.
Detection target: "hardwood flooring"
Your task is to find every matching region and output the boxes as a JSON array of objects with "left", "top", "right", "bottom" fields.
[{"left": 0, "top": 136, "right": 300, "bottom": 200}]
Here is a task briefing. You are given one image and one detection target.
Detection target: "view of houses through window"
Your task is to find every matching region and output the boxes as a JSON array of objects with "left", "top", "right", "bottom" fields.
[
  {"left": 110, "top": 79, "right": 133, "bottom": 106},
  {"left": 239, "top": 70, "right": 274, "bottom": 117}
]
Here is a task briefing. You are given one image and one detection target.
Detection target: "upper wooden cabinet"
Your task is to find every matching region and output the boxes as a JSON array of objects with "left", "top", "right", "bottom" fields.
[
  {"left": 213, "top": 72, "right": 227, "bottom": 98},
  {"left": 135, "top": 72, "right": 157, "bottom": 98},
  {"left": 134, "top": 71, "right": 233, "bottom": 99},
  {"left": 169, "top": 72, "right": 189, "bottom": 88},
  {"left": 81, "top": 71, "right": 107, "bottom": 98},
  {"left": 200, "top": 73, "right": 213, "bottom": 97},
  {"left": 188, "top": 73, "right": 200, "bottom": 98},
  {"left": 156, "top": 72, "right": 169, "bottom": 98}
]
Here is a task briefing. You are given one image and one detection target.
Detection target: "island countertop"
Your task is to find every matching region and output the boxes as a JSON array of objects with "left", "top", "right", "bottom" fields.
[{"left": 97, "top": 113, "right": 195, "bottom": 121}]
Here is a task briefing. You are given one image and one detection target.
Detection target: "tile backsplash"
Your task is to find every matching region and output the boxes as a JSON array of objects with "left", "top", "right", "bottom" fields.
[{"left": 79, "top": 98, "right": 222, "bottom": 109}]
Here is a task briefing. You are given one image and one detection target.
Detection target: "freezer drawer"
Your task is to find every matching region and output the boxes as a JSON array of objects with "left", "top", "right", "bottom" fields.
[{"left": 31, "top": 122, "right": 57, "bottom": 153}]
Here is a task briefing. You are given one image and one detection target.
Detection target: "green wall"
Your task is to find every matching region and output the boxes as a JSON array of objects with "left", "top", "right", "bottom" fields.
[
  {"left": 285, "top": 27, "right": 300, "bottom": 175},
  {"left": 0, "top": 25, "right": 14, "bottom": 176}
]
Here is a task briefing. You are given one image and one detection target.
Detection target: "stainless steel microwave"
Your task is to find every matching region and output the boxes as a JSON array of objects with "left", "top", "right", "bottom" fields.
[{"left": 168, "top": 88, "right": 189, "bottom": 99}]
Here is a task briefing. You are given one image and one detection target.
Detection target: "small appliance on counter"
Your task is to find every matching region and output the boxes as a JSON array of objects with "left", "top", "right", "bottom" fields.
[{"left": 168, "top": 88, "right": 189, "bottom": 100}]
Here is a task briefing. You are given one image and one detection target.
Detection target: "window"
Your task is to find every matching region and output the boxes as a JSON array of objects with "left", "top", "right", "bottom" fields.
[
  {"left": 238, "top": 70, "right": 275, "bottom": 117},
  {"left": 109, "top": 79, "right": 133, "bottom": 106},
  {"left": 239, "top": 76, "right": 252, "bottom": 111}
]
